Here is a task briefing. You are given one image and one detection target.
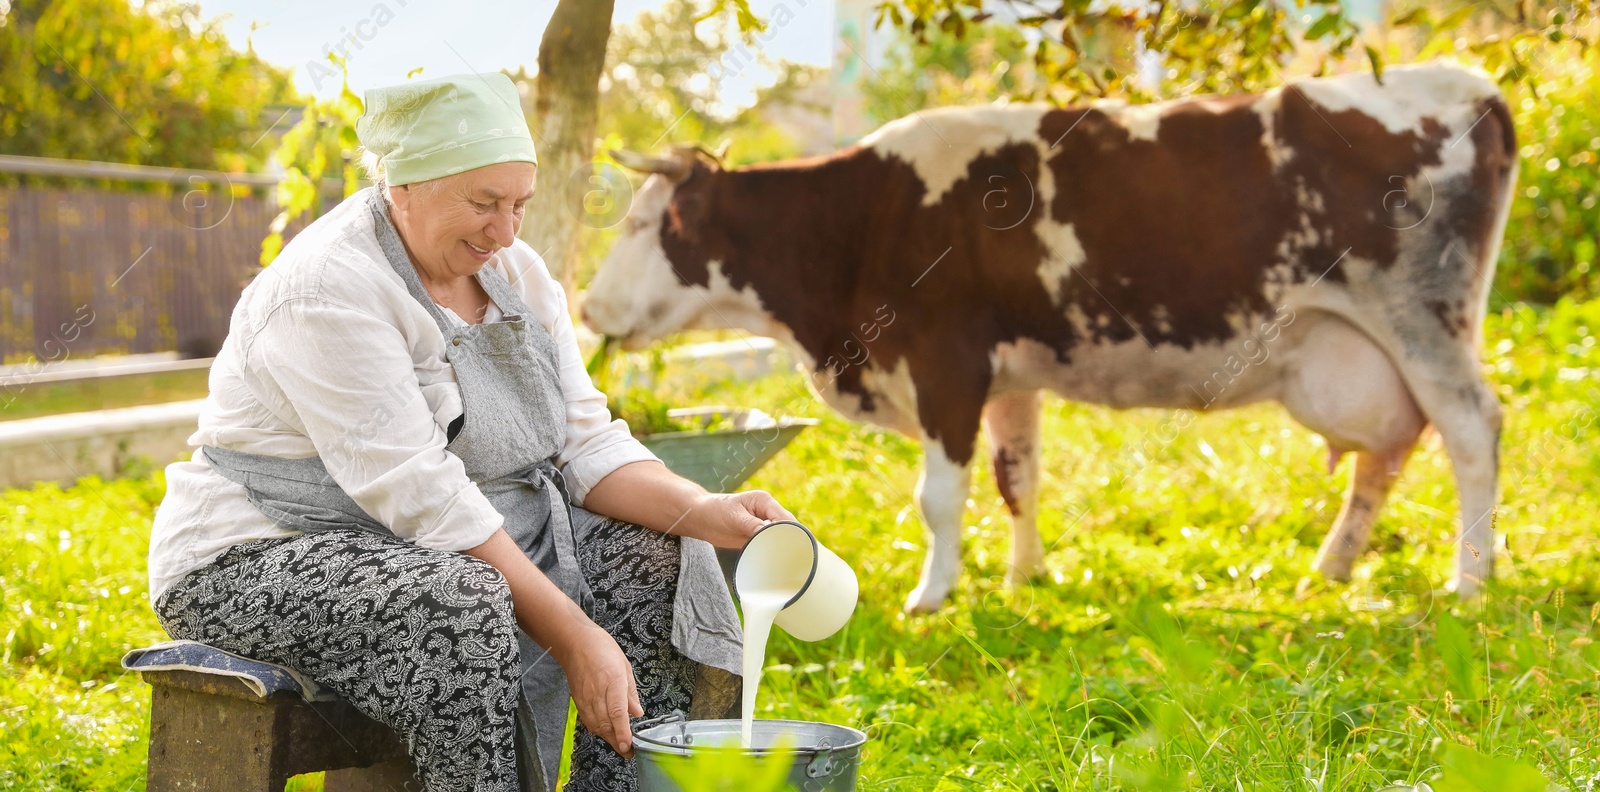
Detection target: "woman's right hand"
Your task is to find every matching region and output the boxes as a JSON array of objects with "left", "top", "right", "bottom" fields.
[
  {"left": 463, "top": 530, "right": 644, "bottom": 757},
  {"left": 551, "top": 622, "right": 643, "bottom": 758}
]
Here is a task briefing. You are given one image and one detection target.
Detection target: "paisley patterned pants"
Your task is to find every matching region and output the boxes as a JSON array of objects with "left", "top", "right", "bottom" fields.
[{"left": 154, "top": 518, "right": 698, "bottom": 792}]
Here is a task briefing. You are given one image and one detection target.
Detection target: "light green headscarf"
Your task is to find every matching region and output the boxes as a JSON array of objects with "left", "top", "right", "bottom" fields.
[{"left": 356, "top": 72, "right": 538, "bottom": 187}]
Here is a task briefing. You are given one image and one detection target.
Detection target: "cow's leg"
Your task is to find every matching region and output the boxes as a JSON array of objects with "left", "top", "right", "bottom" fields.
[
  {"left": 983, "top": 390, "right": 1045, "bottom": 586},
  {"left": 906, "top": 440, "right": 972, "bottom": 614},
  {"left": 1279, "top": 315, "right": 1427, "bottom": 581},
  {"left": 1388, "top": 355, "right": 1501, "bottom": 598},
  {"left": 1314, "top": 445, "right": 1417, "bottom": 580}
]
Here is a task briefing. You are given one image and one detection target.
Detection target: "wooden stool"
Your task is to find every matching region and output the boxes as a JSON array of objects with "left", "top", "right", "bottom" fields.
[
  {"left": 139, "top": 660, "right": 743, "bottom": 790},
  {"left": 140, "top": 668, "right": 416, "bottom": 792}
]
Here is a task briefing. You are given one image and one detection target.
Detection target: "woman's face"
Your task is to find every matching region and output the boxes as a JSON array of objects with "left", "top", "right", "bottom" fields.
[{"left": 387, "top": 162, "right": 537, "bottom": 281}]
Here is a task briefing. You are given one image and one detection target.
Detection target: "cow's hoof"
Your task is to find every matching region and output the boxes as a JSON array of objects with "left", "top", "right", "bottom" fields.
[
  {"left": 1004, "top": 566, "right": 1046, "bottom": 588},
  {"left": 1315, "top": 554, "right": 1356, "bottom": 583},
  {"left": 903, "top": 584, "right": 949, "bottom": 614}
]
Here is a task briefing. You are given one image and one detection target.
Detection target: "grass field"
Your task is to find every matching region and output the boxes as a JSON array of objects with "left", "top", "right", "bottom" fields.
[
  {"left": 0, "top": 368, "right": 211, "bottom": 423},
  {"left": 2, "top": 298, "right": 1596, "bottom": 791}
]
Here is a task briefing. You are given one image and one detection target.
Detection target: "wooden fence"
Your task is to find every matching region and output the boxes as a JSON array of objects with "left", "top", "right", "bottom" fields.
[{"left": 0, "top": 155, "right": 338, "bottom": 365}]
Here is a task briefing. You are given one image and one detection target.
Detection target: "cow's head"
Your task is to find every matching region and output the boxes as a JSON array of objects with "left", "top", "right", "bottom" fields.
[{"left": 583, "top": 146, "right": 734, "bottom": 349}]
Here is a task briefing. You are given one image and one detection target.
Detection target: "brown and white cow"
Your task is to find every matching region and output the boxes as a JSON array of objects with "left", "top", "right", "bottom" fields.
[{"left": 582, "top": 61, "right": 1518, "bottom": 612}]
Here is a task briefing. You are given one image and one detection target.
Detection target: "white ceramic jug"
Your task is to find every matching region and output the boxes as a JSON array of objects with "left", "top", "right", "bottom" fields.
[{"left": 735, "top": 520, "right": 858, "bottom": 642}]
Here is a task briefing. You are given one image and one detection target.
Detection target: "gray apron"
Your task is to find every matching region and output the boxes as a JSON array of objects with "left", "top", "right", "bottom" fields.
[{"left": 201, "top": 186, "right": 741, "bottom": 791}]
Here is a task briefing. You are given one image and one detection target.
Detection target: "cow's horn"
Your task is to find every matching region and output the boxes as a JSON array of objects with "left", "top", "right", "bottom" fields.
[
  {"left": 610, "top": 149, "right": 689, "bottom": 181},
  {"left": 684, "top": 142, "right": 728, "bottom": 166}
]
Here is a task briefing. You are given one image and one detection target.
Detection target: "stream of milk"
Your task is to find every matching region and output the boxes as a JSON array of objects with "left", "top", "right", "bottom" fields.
[{"left": 738, "top": 588, "right": 793, "bottom": 747}]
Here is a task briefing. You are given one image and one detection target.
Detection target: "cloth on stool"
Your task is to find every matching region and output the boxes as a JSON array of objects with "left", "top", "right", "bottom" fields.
[{"left": 122, "top": 640, "right": 335, "bottom": 702}]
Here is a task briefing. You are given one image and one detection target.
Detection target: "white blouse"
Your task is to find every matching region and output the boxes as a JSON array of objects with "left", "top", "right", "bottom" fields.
[{"left": 146, "top": 190, "right": 657, "bottom": 603}]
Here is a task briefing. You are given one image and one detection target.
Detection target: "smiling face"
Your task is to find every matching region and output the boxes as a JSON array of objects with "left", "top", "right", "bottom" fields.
[{"left": 386, "top": 161, "right": 537, "bottom": 282}]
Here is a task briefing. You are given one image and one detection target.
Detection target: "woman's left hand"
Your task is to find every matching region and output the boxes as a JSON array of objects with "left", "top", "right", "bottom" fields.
[{"left": 688, "top": 490, "right": 797, "bottom": 550}]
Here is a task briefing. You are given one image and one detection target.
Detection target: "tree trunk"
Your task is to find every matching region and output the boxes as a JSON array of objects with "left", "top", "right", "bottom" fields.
[{"left": 521, "top": 0, "right": 616, "bottom": 297}]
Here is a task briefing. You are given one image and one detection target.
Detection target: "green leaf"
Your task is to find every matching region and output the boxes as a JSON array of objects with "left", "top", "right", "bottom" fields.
[
  {"left": 586, "top": 335, "right": 616, "bottom": 381},
  {"left": 1390, "top": 8, "right": 1429, "bottom": 27},
  {"left": 1112, "top": 753, "right": 1189, "bottom": 791},
  {"left": 259, "top": 231, "right": 284, "bottom": 266},
  {"left": 1366, "top": 44, "right": 1385, "bottom": 83},
  {"left": 1435, "top": 744, "right": 1549, "bottom": 792},
  {"left": 1304, "top": 11, "right": 1342, "bottom": 40},
  {"left": 656, "top": 737, "right": 796, "bottom": 792},
  {"left": 729, "top": 0, "right": 766, "bottom": 33},
  {"left": 1435, "top": 613, "right": 1485, "bottom": 700},
  {"left": 1437, "top": 5, "right": 1479, "bottom": 31}
]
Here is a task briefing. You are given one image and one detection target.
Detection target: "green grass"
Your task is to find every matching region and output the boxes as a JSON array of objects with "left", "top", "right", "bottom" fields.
[
  {"left": 2, "top": 299, "right": 1596, "bottom": 790},
  {"left": 0, "top": 368, "right": 211, "bottom": 423}
]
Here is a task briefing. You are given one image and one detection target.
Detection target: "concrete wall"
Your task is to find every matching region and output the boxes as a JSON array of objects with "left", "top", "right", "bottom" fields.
[{"left": 0, "top": 400, "right": 202, "bottom": 490}]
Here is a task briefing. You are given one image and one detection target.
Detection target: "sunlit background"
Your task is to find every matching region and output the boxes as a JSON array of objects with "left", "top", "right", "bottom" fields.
[
  {"left": 1, "top": 1, "right": 1597, "bottom": 789},
  {"left": 196, "top": 0, "right": 833, "bottom": 107}
]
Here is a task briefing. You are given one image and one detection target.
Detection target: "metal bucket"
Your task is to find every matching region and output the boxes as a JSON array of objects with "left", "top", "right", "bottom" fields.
[{"left": 633, "top": 713, "right": 866, "bottom": 792}]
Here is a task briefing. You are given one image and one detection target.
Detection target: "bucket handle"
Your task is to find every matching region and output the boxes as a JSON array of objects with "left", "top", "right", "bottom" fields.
[
  {"left": 804, "top": 737, "right": 837, "bottom": 778},
  {"left": 633, "top": 710, "right": 687, "bottom": 731},
  {"left": 631, "top": 710, "right": 690, "bottom": 748}
]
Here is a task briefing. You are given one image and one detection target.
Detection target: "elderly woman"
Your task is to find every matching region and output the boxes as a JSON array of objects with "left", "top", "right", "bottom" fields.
[{"left": 146, "top": 73, "right": 787, "bottom": 792}]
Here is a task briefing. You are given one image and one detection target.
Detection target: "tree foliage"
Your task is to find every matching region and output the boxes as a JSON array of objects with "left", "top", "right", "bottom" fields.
[
  {"left": 1495, "top": 45, "right": 1599, "bottom": 302},
  {"left": 875, "top": 0, "right": 1366, "bottom": 105},
  {"left": 0, "top": 0, "right": 297, "bottom": 170},
  {"left": 861, "top": 20, "right": 1036, "bottom": 128},
  {"left": 258, "top": 59, "right": 364, "bottom": 265},
  {"left": 594, "top": 0, "right": 827, "bottom": 164},
  {"left": 871, "top": 1, "right": 1593, "bottom": 103}
]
